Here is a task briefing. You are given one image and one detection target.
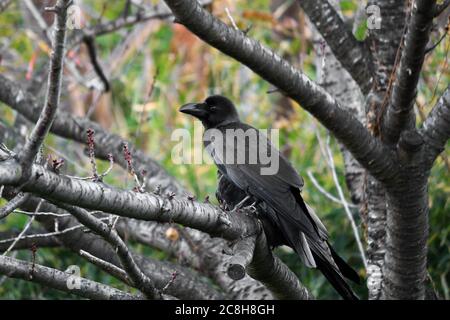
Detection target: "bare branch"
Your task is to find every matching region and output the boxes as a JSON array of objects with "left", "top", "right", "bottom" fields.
[
  {"left": 0, "top": 255, "right": 142, "bottom": 300},
  {"left": 162, "top": 0, "right": 398, "bottom": 185},
  {"left": 68, "top": 0, "right": 212, "bottom": 47},
  {"left": 19, "top": 0, "right": 70, "bottom": 168},
  {"left": 226, "top": 235, "right": 256, "bottom": 280},
  {"left": 421, "top": 86, "right": 450, "bottom": 168},
  {"left": 298, "top": 0, "right": 373, "bottom": 94},
  {"left": 0, "top": 218, "right": 109, "bottom": 246},
  {"left": 13, "top": 199, "right": 224, "bottom": 300},
  {"left": 383, "top": 0, "right": 437, "bottom": 145},
  {"left": 0, "top": 230, "right": 61, "bottom": 252},
  {"left": 324, "top": 137, "right": 367, "bottom": 268},
  {"left": 79, "top": 249, "right": 132, "bottom": 286},
  {"left": 2, "top": 200, "right": 42, "bottom": 256},
  {"left": 307, "top": 171, "right": 358, "bottom": 208},
  {"left": 0, "top": 192, "right": 30, "bottom": 220},
  {"left": 55, "top": 203, "right": 160, "bottom": 299}
]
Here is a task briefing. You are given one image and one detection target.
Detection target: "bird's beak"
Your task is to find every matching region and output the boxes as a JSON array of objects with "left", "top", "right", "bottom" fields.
[{"left": 179, "top": 103, "right": 207, "bottom": 119}]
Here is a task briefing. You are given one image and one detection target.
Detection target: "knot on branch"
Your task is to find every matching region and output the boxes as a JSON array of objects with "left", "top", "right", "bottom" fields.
[
  {"left": 397, "top": 130, "right": 424, "bottom": 165},
  {"left": 399, "top": 130, "right": 424, "bottom": 152}
]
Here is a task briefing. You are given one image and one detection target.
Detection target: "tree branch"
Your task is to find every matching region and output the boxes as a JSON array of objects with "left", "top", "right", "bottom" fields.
[
  {"left": 0, "top": 192, "right": 30, "bottom": 220},
  {"left": 0, "top": 230, "right": 61, "bottom": 252},
  {"left": 383, "top": 0, "right": 437, "bottom": 145},
  {"left": 68, "top": 0, "right": 212, "bottom": 48},
  {"left": 162, "top": 0, "right": 398, "bottom": 185},
  {"left": 421, "top": 86, "right": 450, "bottom": 168},
  {"left": 247, "top": 232, "right": 314, "bottom": 300},
  {"left": 78, "top": 249, "right": 132, "bottom": 286},
  {"left": 19, "top": 0, "right": 70, "bottom": 168},
  {"left": 298, "top": 0, "right": 373, "bottom": 94},
  {"left": 55, "top": 203, "right": 160, "bottom": 299},
  {"left": 0, "top": 255, "right": 142, "bottom": 299}
]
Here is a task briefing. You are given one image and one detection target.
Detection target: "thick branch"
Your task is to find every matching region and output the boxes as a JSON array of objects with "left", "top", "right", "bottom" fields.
[
  {"left": 0, "top": 160, "right": 257, "bottom": 245},
  {"left": 162, "top": 0, "right": 398, "bottom": 184},
  {"left": 383, "top": 0, "right": 437, "bottom": 145},
  {"left": 382, "top": 130, "right": 429, "bottom": 299},
  {"left": 298, "top": 0, "right": 373, "bottom": 94},
  {"left": 421, "top": 86, "right": 450, "bottom": 168},
  {"left": 0, "top": 255, "right": 141, "bottom": 299},
  {"left": 19, "top": 0, "right": 70, "bottom": 167},
  {"left": 247, "top": 232, "right": 314, "bottom": 300}
]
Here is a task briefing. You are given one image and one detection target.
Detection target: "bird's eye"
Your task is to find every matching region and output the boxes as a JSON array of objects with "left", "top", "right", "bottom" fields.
[{"left": 209, "top": 106, "right": 217, "bottom": 112}]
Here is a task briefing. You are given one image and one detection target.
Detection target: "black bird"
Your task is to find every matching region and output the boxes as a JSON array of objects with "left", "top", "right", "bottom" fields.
[{"left": 180, "top": 95, "right": 360, "bottom": 299}]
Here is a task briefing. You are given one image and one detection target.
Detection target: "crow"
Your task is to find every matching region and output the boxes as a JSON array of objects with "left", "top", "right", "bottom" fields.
[{"left": 180, "top": 95, "right": 360, "bottom": 299}]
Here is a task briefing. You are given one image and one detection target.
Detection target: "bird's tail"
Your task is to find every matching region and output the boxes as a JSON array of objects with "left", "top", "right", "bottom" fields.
[
  {"left": 307, "top": 238, "right": 361, "bottom": 300},
  {"left": 312, "top": 250, "right": 359, "bottom": 300}
]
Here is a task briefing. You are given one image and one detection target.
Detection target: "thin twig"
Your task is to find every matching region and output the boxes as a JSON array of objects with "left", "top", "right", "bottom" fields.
[
  {"left": 225, "top": 7, "right": 239, "bottom": 30},
  {"left": 161, "top": 271, "right": 178, "bottom": 293},
  {"left": 79, "top": 249, "right": 132, "bottom": 285},
  {"left": 0, "top": 255, "right": 142, "bottom": 299},
  {"left": 13, "top": 209, "right": 70, "bottom": 218},
  {"left": 0, "top": 217, "right": 111, "bottom": 245},
  {"left": 323, "top": 136, "right": 367, "bottom": 268},
  {"left": 306, "top": 171, "right": 357, "bottom": 208},
  {"left": 2, "top": 200, "right": 43, "bottom": 256}
]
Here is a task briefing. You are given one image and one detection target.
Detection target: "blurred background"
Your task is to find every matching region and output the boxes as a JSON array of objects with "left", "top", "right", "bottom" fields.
[{"left": 0, "top": 0, "right": 448, "bottom": 299}]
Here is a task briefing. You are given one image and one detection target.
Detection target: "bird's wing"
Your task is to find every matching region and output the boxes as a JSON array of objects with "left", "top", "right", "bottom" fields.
[
  {"left": 215, "top": 123, "right": 304, "bottom": 189},
  {"left": 209, "top": 122, "right": 326, "bottom": 241},
  {"left": 227, "top": 163, "right": 323, "bottom": 241}
]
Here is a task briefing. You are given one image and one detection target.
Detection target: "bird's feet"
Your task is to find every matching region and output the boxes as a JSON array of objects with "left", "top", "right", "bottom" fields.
[{"left": 230, "top": 195, "right": 251, "bottom": 212}]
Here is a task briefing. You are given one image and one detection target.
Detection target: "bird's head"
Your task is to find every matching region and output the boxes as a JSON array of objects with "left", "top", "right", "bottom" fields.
[{"left": 179, "top": 95, "right": 240, "bottom": 128}]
